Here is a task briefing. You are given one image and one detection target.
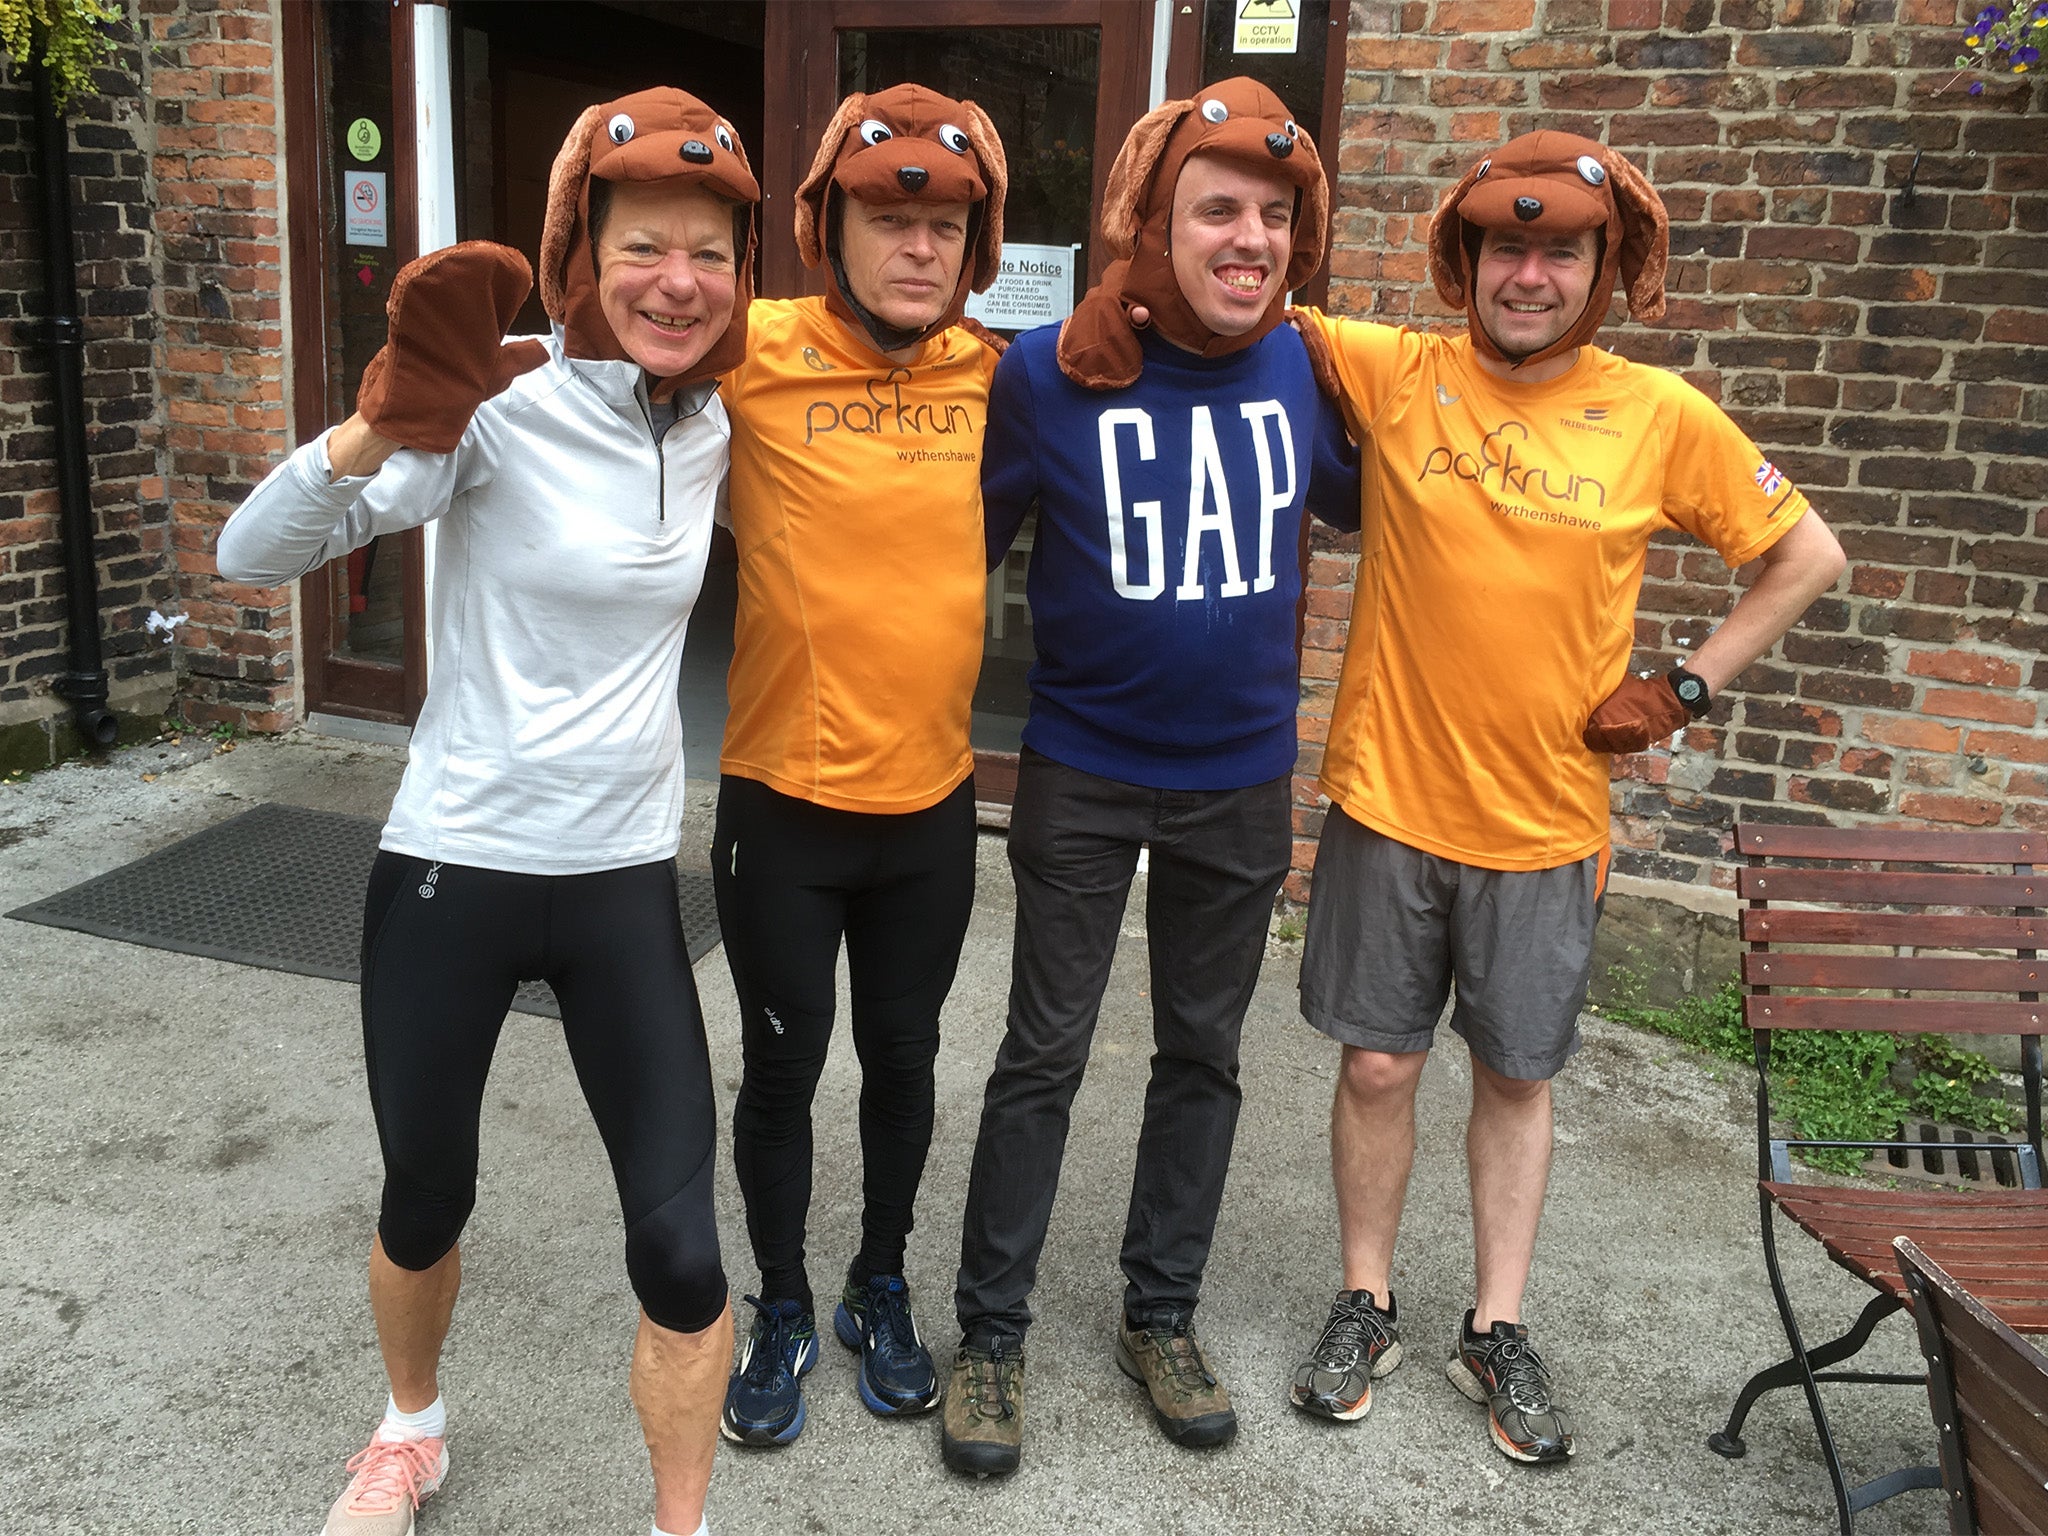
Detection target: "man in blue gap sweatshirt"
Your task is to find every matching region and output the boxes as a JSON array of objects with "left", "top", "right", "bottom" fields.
[{"left": 941, "top": 78, "right": 1353, "bottom": 1476}]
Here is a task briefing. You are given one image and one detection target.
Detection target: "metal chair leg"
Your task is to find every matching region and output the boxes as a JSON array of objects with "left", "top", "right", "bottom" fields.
[
  {"left": 1710, "top": 1289, "right": 1903, "bottom": 1455},
  {"left": 1743, "top": 1194, "right": 1858, "bottom": 1534}
]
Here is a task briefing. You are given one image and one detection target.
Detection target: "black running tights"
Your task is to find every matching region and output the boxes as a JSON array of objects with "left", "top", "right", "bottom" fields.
[
  {"left": 360, "top": 852, "right": 727, "bottom": 1334},
  {"left": 713, "top": 775, "right": 976, "bottom": 1310}
]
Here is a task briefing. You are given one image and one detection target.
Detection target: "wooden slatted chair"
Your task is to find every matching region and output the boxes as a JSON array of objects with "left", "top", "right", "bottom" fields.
[
  {"left": 1895, "top": 1237, "right": 2048, "bottom": 1535},
  {"left": 1706, "top": 821, "right": 2047, "bottom": 1535}
]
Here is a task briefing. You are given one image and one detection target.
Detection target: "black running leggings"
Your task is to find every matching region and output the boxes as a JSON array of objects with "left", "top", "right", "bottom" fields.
[
  {"left": 360, "top": 852, "right": 727, "bottom": 1334},
  {"left": 714, "top": 774, "right": 976, "bottom": 1309}
]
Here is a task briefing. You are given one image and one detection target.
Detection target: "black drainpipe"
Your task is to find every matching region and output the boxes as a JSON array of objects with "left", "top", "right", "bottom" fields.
[{"left": 29, "top": 43, "right": 118, "bottom": 749}]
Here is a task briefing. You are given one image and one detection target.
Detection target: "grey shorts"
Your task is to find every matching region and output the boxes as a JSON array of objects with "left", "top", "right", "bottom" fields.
[{"left": 1298, "top": 807, "right": 1602, "bottom": 1081}]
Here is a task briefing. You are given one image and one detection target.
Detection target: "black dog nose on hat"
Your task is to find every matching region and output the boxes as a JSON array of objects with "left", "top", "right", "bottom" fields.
[
  {"left": 679, "top": 140, "right": 713, "bottom": 164},
  {"left": 1265, "top": 131, "right": 1293, "bottom": 157},
  {"left": 897, "top": 166, "right": 928, "bottom": 192},
  {"left": 1514, "top": 196, "right": 1543, "bottom": 221}
]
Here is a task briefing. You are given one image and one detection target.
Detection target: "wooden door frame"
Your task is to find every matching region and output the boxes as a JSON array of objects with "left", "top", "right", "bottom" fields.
[
  {"left": 281, "top": 0, "right": 428, "bottom": 724},
  {"left": 759, "top": 0, "right": 1155, "bottom": 302}
]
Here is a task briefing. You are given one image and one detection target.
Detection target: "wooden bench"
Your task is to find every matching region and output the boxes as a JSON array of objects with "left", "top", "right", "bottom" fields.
[
  {"left": 1896, "top": 1236, "right": 2048, "bottom": 1535},
  {"left": 1706, "top": 822, "right": 2046, "bottom": 1535}
]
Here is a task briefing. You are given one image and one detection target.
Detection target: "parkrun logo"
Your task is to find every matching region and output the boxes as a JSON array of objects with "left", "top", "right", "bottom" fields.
[
  {"left": 1416, "top": 419, "right": 1607, "bottom": 515},
  {"left": 804, "top": 367, "right": 976, "bottom": 446}
]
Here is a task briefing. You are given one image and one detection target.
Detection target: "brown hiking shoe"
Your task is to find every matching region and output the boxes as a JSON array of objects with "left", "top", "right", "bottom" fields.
[
  {"left": 940, "top": 1341, "right": 1024, "bottom": 1477},
  {"left": 1114, "top": 1315, "right": 1237, "bottom": 1448}
]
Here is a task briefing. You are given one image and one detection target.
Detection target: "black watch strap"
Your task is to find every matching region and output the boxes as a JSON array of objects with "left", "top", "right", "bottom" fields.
[{"left": 1668, "top": 664, "right": 1712, "bottom": 719}]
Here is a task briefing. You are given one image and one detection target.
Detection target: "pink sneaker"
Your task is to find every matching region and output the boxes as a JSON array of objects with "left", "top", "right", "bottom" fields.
[{"left": 321, "top": 1433, "right": 447, "bottom": 1536}]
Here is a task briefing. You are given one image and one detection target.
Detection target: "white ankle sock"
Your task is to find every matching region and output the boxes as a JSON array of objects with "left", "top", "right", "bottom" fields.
[
  {"left": 376, "top": 1394, "right": 446, "bottom": 1442},
  {"left": 651, "top": 1520, "right": 708, "bottom": 1536}
]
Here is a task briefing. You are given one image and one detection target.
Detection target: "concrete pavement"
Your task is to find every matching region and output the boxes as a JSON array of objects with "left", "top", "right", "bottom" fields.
[{"left": 1, "top": 733, "right": 1943, "bottom": 1534}]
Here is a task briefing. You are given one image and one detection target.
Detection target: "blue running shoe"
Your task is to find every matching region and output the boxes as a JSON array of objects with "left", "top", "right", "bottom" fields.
[
  {"left": 720, "top": 1295, "right": 819, "bottom": 1446},
  {"left": 833, "top": 1273, "right": 941, "bottom": 1416}
]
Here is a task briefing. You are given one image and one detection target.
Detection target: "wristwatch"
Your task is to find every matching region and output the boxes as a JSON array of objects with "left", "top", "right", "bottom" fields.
[{"left": 1668, "top": 663, "right": 1712, "bottom": 719}]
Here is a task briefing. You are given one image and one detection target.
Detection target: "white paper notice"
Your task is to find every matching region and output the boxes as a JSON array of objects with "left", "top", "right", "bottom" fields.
[
  {"left": 1234, "top": 0, "right": 1299, "bottom": 53},
  {"left": 964, "top": 243, "right": 1081, "bottom": 331},
  {"left": 345, "top": 170, "right": 388, "bottom": 247}
]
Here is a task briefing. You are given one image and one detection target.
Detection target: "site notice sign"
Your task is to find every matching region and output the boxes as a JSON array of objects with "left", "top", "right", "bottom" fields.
[
  {"left": 964, "top": 243, "right": 1082, "bottom": 332},
  {"left": 1234, "top": 0, "right": 1299, "bottom": 52},
  {"left": 345, "top": 170, "right": 388, "bottom": 247}
]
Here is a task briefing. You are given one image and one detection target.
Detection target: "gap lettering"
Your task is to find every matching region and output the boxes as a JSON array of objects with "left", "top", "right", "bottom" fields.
[{"left": 1097, "top": 401, "right": 1295, "bottom": 601}]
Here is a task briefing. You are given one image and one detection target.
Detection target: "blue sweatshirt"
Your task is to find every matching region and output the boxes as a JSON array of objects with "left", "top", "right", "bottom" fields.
[{"left": 984, "top": 322, "right": 1354, "bottom": 790}]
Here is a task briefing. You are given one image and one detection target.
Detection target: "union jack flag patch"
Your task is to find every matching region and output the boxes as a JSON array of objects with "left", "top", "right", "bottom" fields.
[{"left": 1754, "top": 460, "right": 1785, "bottom": 496}]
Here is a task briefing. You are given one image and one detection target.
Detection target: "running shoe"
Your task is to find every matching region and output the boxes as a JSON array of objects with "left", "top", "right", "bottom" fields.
[
  {"left": 940, "top": 1339, "right": 1025, "bottom": 1476},
  {"left": 833, "top": 1272, "right": 941, "bottom": 1414},
  {"left": 720, "top": 1295, "right": 819, "bottom": 1446},
  {"left": 1114, "top": 1313, "right": 1237, "bottom": 1447},
  {"left": 322, "top": 1432, "right": 446, "bottom": 1536},
  {"left": 1289, "top": 1288, "right": 1403, "bottom": 1422},
  {"left": 1446, "top": 1311, "right": 1577, "bottom": 1463}
]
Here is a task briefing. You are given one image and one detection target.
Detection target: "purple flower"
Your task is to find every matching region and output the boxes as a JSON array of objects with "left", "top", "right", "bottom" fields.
[
  {"left": 2014, "top": 41, "right": 2040, "bottom": 65},
  {"left": 1970, "top": 78, "right": 1986, "bottom": 92},
  {"left": 1975, "top": 3, "right": 2004, "bottom": 22}
]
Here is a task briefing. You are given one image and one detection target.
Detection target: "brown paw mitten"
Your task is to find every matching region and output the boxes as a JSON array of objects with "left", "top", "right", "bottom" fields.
[
  {"left": 356, "top": 242, "right": 550, "bottom": 453},
  {"left": 1582, "top": 673, "right": 1691, "bottom": 755},
  {"left": 1288, "top": 309, "right": 1341, "bottom": 401}
]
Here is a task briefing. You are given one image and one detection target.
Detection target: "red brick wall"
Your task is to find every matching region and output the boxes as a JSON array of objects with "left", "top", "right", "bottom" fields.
[
  {"left": 0, "top": 21, "right": 174, "bottom": 724},
  {"left": 0, "top": 0, "right": 291, "bottom": 739},
  {"left": 1293, "top": 0, "right": 2048, "bottom": 901},
  {"left": 139, "top": 0, "right": 294, "bottom": 731}
]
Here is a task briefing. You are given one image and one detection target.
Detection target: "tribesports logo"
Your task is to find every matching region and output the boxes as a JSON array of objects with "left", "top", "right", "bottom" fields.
[
  {"left": 1755, "top": 460, "right": 1786, "bottom": 496},
  {"left": 1561, "top": 404, "right": 1621, "bottom": 440}
]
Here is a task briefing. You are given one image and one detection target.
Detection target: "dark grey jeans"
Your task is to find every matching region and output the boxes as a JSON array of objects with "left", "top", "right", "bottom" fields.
[{"left": 953, "top": 748, "right": 1292, "bottom": 1346}]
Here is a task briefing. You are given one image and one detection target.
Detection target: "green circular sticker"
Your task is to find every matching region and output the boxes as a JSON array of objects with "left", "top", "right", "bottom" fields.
[{"left": 346, "top": 118, "right": 382, "bottom": 162}]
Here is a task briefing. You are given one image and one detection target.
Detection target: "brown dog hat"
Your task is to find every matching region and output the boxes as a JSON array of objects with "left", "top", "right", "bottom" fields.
[
  {"left": 1427, "top": 129, "right": 1668, "bottom": 370},
  {"left": 538, "top": 87, "right": 761, "bottom": 394},
  {"left": 794, "top": 83, "right": 1007, "bottom": 351},
  {"left": 1058, "top": 77, "right": 1328, "bottom": 391}
]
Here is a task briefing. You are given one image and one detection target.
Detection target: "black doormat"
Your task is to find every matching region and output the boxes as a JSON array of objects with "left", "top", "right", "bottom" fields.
[{"left": 5, "top": 803, "right": 721, "bottom": 1019}]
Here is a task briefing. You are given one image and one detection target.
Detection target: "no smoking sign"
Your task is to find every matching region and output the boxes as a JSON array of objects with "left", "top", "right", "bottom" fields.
[{"left": 345, "top": 170, "right": 388, "bottom": 247}]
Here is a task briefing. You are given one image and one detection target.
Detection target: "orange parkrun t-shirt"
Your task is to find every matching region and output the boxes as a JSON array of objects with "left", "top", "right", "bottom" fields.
[
  {"left": 717, "top": 296, "right": 997, "bottom": 813},
  {"left": 1299, "top": 312, "right": 1810, "bottom": 871}
]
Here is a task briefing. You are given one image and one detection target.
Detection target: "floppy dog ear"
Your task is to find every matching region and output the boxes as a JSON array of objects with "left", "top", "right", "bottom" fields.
[
  {"left": 1605, "top": 149, "right": 1668, "bottom": 322},
  {"left": 540, "top": 104, "right": 605, "bottom": 323},
  {"left": 1426, "top": 159, "right": 1489, "bottom": 311},
  {"left": 795, "top": 92, "right": 867, "bottom": 269},
  {"left": 963, "top": 98, "right": 1008, "bottom": 291},
  {"left": 1101, "top": 99, "right": 1192, "bottom": 258},
  {"left": 1284, "top": 125, "right": 1331, "bottom": 291}
]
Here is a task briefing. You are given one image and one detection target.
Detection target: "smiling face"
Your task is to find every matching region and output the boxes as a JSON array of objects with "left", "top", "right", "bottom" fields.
[
  {"left": 1168, "top": 153, "right": 1295, "bottom": 338},
  {"left": 593, "top": 178, "right": 740, "bottom": 375},
  {"left": 1472, "top": 225, "right": 1600, "bottom": 362},
  {"left": 834, "top": 193, "right": 971, "bottom": 338}
]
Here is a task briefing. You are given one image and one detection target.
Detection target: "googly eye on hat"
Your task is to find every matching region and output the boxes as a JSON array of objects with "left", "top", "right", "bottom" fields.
[
  {"left": 1577, "top": 154, "right": 1606, "bottom": 185},
  {"left": 859, "top": 119, "right": 893, "bottom": 146},
  {"left": 607, "top": 114, "right": 634, "bottom": 144},
  {"left": 1200, "top": 99, "right": 1228, "bottom": 123},
  {"left": 938, "top": 124, "right": 970, "bottom": 154},
  {"left": 715, "top": 124, "right": 735, "bottom": 152}
]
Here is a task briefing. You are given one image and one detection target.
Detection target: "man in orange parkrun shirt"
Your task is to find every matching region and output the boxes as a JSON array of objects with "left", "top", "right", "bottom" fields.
[
  {"left": 1282, "top": 131, "right": 1846, "bottom": 1462},
  {"left": 711, "top": 84, "right": 1008, "bottom": 1448}
]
